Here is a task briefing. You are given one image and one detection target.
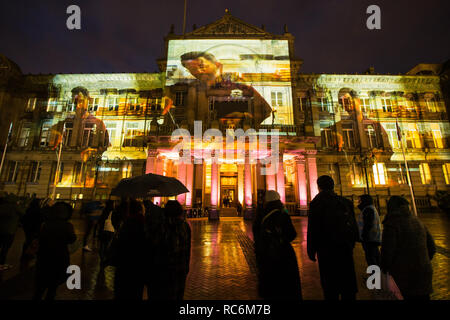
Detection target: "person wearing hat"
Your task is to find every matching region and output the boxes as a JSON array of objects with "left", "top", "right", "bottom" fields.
[
  {"left": 307, "top": 175, "right": 359, "bottom": 300},
  {"left": 253, "top": 190, "right": 302, "bottom": 300},
  {"left": 380, "top": 196, "right": 436, "bottom": 300}
]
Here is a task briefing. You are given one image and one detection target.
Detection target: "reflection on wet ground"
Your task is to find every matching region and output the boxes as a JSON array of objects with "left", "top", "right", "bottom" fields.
[{"left": 0, "top": 213, "right": 449, "bottom": 300}]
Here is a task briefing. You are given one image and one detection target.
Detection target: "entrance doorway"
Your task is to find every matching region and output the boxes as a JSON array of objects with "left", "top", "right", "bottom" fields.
[{"left": 220, "top": 176, "right": 237, "bottom": 208}]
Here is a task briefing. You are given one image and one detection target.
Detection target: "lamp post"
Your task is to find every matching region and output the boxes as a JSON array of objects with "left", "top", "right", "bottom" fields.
[{"left": 359, "top": 151, "right": 375, "bottom": 196}]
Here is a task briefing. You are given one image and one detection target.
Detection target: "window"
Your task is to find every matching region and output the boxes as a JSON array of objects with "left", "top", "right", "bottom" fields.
[
  {"left": 82, "top": 123, "right": 95, "bottom": 147},
  {"left": 419, "top": 163, "right": 432, "bottom": 184},
  {"left": 380, "top": 97, "right": 392, "bottom": 112},
  {"left": 342, "top": 123, "right": 355, "bottom": 149},
  {"left": 39, "top": 121, "right": 52, "bottom": 147},
  {"left": 443, "top": 164, "right": 450, "bottom": 185},
  {"left": 26, "top": 98, "right": 36, "bottom": 112},
  {"left": 396, "top": 164, "right": 407, "bottom": 185},
  {"left": 55, "top": 162, "right": 64, "bottom": 184},
  {"left": 385, "top": 123, "right": 401, "bottom": 149},
  {"left": 18, "top": 125, "right": 31, "bottom": 147},
  {"left": 326, "top": 163, "right": 341, "bottom": 185},
  {"left": 47, "top": 98, "right": 58, "bottom": 112},
  {"left": 365, "top": 124, "right": 378, "bottom": 149},
  {"left": 350, "top": 163, "right": 363, "bottom": 186},
  {"left": 128, "top": 97, "right": 139, "bottom": 111},
  {"left": 88, "top": 97, "right": 100, "bottom": 112},
  {"left": 297, "top": 97, "right": 308, "bottom": 112},
  {"left": 339, "top": 96, "right": 353, "bottom": 112},
  {"left": 318, "top": 97, "right": 332, "bottom": 112},
  {"left": 27, "top": 161, "right": 41, "bottom": 183},
  {"left": 64, "top": 122, "right": 73, "bottom": 145},
  {"left": 430, "top": 123, "right": 444, "bottom": 148},
  {"left": 425, "top": 97, "right": 437, "bottom": 112},
  {"left": 406, "top": 123, "right": 422, "bottom": 149},
  {"left": 272, "top": 92, "right": 284, "bottom": 107},
  {"left": 321, "top": 127, "right": 335, "bottom": 148},
  {"left": 123, "top": 122, "right": 142, "bottom": 147},
  {"left": 105, "top": 123, "right": 117, "bottom": 147},
  {"left": 360, "top": 98, "right": 372, "bottom": 112},
  {"left": 175, "top": 92, "right": 186, "bottom": 106},
  {"left": 108, "top": 97, "right": 119, "bottom": 111},
  {"left": 5, "top": 161, "right": 19, "bottom": 183},
  {"left": 72, "top": 162, "right": 84, "bottom": 184},
  {"left": 373, "top": 163, "right": 387, "bottom": 185}
]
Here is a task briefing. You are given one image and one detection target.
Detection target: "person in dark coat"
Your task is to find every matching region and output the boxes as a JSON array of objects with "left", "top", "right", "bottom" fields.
[
  {"left": 307, "top": 175, "right": 359, "bottom": 300},
  {"left": 253, "top": 190, "right": 302, "bottom": 300},
  {"left": 20, "top": 198, "right": 44, "bottom": 268},
  {"left": 357, "top": 194, "right": 382, "bottom": 266},
  {"left": 380, "top": 196, "right": 436, "bottom": 300},
  {"left": 34, "top": 202, "right": 76, "bottom": 300},
  {"left": 148, "top": 200, "right": 191, "bottom": 300},
  {"left": 97, "top": 200, "right": 115, "bottom": 269}
]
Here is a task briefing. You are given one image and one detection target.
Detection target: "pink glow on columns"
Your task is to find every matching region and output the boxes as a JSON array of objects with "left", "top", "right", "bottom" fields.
[
  {"left": 185, "top": 162, "right": 194, "bottom": 207},
  {"left": 244, "top": 162, "right": 252, "bottom": 207},
  {"left": 308, "top": 157, "right": 319, "bottom": 199},
  {"left": 266, "top": 173, "right": 276, "bottom": 191},
  {"left": 276, "top": 159, "right": 285, "bottom": 203},
  {"left": 211, "top": 162, "right": 219, "bottom": 207},
  {"left": 177, "top": 162, "right": 186, "bottom": 205},
  {"left": 297, "top": 162, "right": 307, "bottom": 206}
]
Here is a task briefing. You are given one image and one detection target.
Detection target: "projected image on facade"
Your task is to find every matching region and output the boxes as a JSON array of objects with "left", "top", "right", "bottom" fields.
[{"left": 166, "top": 39, "right": 294, "bottom": 125}]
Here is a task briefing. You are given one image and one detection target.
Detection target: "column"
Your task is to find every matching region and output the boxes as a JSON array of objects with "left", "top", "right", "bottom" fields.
[
  {"left": 185, "top": 159, "right": 194, "bottom": 208},
  {"left": 307, "top": 153, "right": 319, "bottom": 200},
  {"left": 237, "top": 164, "right": 244, "bottom": 205},
  {"left": 296, "top": 157, "right": 308, "bottom": 212},
  {"left": 244, "top": 152, "right": 253, "bottom": 220},
  {"left": 153, "top": 156, "right": 164, "bottom": 205},
  {"left": 210, "top": 160, "right": 219, "bottom": 220},
  {"left": 145, "top": 150, "right": 157, "bottom": 174},
  {"left": 276, "top": 154, "right": 285, "bottom": 203},
  {"left": 177, "top": 160, "right": 187, "bottom": 205}
]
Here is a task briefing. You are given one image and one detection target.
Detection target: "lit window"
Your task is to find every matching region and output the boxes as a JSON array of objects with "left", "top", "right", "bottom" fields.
[
  {"left": 18, "top": 125, "right": 32, "bottom": 147},
  {"left": 320, "top": 127, "right": 335, "bottom": 148},
  {"left": 319, "top": 97, "right": 332, "bottom": 112},
  {"left": 419, "top": 163, "right": 432, "bottom": 184},
  {"left": 26, "top": 98, "right": 36, "bottom": 111},
  {"left": 430, "top": 123, "right": 444, "bottom": 148},
  {"left": 272, "top": 92, "right": 284, "bottom": 107},
  {"left": 175, "top": 92, "right": 186, "bottom": 106},
  {"left": 406, "top": 123, "right": 422, "bottom": 149},
  {"left": 384, "top": 123, "right": 401, "bottom": 149},
  {"left": 373, "top": 163, "right": 387, "bottom": 185},
  {"left": 350, "top": 163, "right": 363, "bottom": 186},
  {"left": 339, "top": 96, "right": 353, "bottom": 112},
  {"left": 360, "top": 98, "right": 372, "bottom": 112},
  {"left": 342, "top": 123, "right": 355, "bottom": 149},
  {"left": 88, "top": 97, "right": 100, "bottom": 112},
  {"left": 380, "top": 97, "right": 392, "bottom": 112},
  {"left": 47, "top": 98, "right": 58, "bottom": 112},
  {"left": 425, "top": 97, "right": 437, "bottom": 112},
  {"left": 108, "top": 97, "right": 119, "bottom": 111},
  {"left": 443, "top": 164, "right": 450, "bottom": 185},
  {"left": 365, "top": 124, "right": 378, "bottom": 149}
]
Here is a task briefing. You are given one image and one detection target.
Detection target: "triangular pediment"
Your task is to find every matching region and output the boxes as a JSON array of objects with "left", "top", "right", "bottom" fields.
[{"left": 186, "top": 10, "right": 275, "bottom": 37}]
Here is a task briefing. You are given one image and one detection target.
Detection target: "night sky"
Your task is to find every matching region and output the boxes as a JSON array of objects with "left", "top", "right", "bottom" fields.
[{"left": 1, "top": 0, "right": 449, "bottom": 75}]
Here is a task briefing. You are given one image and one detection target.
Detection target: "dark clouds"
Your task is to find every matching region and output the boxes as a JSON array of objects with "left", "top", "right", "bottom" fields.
[{"left": 0, "top": 0, "right": 449, "bottom": 74}]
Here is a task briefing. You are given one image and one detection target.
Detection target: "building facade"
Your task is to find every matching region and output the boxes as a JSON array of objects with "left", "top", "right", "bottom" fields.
[{"left": 0, "top": 12, "right": 449, "bottom": 216}]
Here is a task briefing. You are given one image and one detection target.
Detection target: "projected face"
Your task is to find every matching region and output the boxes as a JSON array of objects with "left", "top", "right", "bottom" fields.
[
  {"left": 166, "top": 39, "right": 294, "bottom": 125},
  {"left": 181, "top": 55, "right": 221, "bottom": 83}
]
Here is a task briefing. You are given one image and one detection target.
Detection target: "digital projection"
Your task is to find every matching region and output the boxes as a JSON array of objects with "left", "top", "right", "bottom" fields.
[{"left": 165, "top": 39, "right": 294, "bottom": 125}]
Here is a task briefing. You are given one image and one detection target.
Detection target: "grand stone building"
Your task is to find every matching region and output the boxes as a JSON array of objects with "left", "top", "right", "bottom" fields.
[{"left": 0, "top": 12, "right": 449, "bottom": 217}]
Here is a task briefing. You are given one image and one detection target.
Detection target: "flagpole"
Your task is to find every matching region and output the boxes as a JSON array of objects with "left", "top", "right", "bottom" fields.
[
  {"left": 182, "top": 0, "right": 187, "bottom": 35},
  {"left": 51, "top": 124, "right": 66, "bottom": 200},
  {"left": 397, "top": 120, "right": 418, "bottom": 216},
  {"left": 0, "top": 122, "right": 13, "bottom": 177}
]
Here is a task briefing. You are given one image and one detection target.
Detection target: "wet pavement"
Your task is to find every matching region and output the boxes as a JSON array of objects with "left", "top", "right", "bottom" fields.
[{"left": 0, "top": 213, "right": 449, "bottom": 300}]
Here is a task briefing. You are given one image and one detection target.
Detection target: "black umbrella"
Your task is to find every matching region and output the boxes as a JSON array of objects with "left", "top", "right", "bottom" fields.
[{"left": 110, "top": 173, "right": 189, "bottom": 198}]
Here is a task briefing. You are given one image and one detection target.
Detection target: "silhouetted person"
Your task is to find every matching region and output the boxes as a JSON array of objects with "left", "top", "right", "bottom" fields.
[
  {"left": 34, "top": 202, "right": 76, "bottom": 300},
  {"left": 381, "top": 196, "right": 436, "bottom": 300},
  {"left": 82, "top": 201, "right": 103, "bottom": 252},
  {"left": 148, "top": 200, "right": 191, "bottom": 300},
  {"left": 114, "top": 199, "right": 146, "bottom": 300},
  {"left": 0, "top": 193, "right": 24, "bottom": 270},
  {"left": 253, "top": 190, "right": 302, "bottom": 300},
  {"left": 357, "top": 194, "right": 382, "bottom": 266},
  {"left": 307, "top": 175, "right": 359, "bottom": 300},
  {"left": 97, "top": 200, "right": 116, "bottom": 269},
  {"left": 20, "top": 198, "right": 44, "bottom": 269}
]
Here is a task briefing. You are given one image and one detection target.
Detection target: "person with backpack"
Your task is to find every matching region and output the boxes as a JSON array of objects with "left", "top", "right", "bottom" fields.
[
  {"left": 307, "top": 175, "right": 359, "bottom": 300},
  {"left": 357, "top": 194, "right": 382, "bottom": 267},
  {"left": 380, "top": 196, "right": 436, "bottom": 300},
  {"left": 253, "top": 190, "right": 302, "bottom": 300},
  {"left": 148, "top": 200, "right": 191, "bottom": 300}
]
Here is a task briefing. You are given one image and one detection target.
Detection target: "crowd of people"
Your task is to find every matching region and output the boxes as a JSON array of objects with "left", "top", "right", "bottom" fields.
[
  {"left": 253, "top": 175, "right": 437, "bottom": 300},
  {"left": 0, "top": 174, "right": 438, "bottom": 300}
]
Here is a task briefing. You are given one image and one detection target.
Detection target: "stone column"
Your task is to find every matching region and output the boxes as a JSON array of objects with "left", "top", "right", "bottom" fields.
[
  {"left": 296, "top": 157, "right": 308, "bottom": 214},
  {"left": 244, "top": 152, "right": 253, "bottom": 220},
  {"left": 185, "top": 159, "right": 194, "bottom": 209},
  {"left": 177, "top": 160, "right": 187, "bottom": 205},
  {"left": 237, "top": 164, "right": 244, "bottom": 205},
  {"left": 276, "top": 153, "right": 285, "bottom": 203},
  {"left": 209, "top": 160, "right": 219, "bottom": 220},
  {"left": 145, "top": 150, "right": 158, "bottom": 174},
  {"left": 306, "top": 152, "right": 319, "bottom": 200},
  {"left": 153, "top": 156, "right": 164, "bottom": 205}
]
